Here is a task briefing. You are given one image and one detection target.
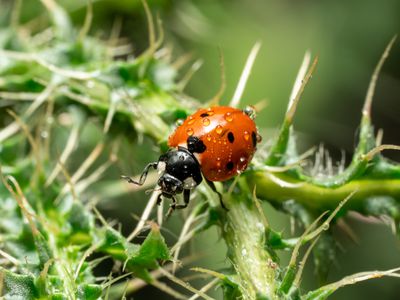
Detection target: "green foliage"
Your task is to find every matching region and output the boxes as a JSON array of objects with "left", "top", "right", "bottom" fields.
[{"left": 0, "top": 1, "right": 399, "bottom": 300}]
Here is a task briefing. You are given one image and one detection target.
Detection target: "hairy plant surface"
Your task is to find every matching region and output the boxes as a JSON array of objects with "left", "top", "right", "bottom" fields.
[{"left": 0, "top": 1, "right": 399, "bottom": 299}]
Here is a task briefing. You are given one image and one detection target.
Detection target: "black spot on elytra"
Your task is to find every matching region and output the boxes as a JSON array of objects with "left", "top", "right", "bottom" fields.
[
  {"left": 251, "top": 131, "right": 257, "bottom": 148},
  {"left": 226, "top": 161, "right": 234, "bottom": 170},
  {"left": 200, "top": 113, "right": 210, "bottom": 118},
  {"left": 227, "top": 132, "right": 235, "bottom": 143},
  {"left": 187, "top": 136, "right": 206, "bottom": 153}
]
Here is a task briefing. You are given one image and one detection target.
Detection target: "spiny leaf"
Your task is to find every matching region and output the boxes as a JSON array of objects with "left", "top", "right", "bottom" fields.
[
  {"left": 76, "top": 283, "right": 103, "bottom": 300},
  {"left": 99, "top": 224, "right": 170, "bottom": 281},
  {"left": 304, "top": 267, "right": 400, "bottom": 300},
  {"left": 0, "top": 268, "right": 38, "bottom": 299}
]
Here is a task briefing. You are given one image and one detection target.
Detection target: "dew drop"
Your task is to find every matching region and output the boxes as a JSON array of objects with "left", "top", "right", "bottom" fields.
[
  {"left": 206, "top": 134, "right": 212, "bottom": 141},
  {"left": 215, "top": 125, "right": 223, "bottom": 135},
  {"left": 175, "top": 119, "right": 184, "bottom": 126},
  {"left": 186, "top": 128, "right": 194, "bottom": 136},
  {"left": 256, "top": 222, "right": 264, "bottom": 231},
  {"left": 202, "top": 118, "right": 210, "bottom": 126},
  {"left": 41, "top": 131, "right": 48, "bottom": 139},
  {"left": 207, "top": 108, "right": 215, "bottom": 116},
  {"left": 257, "top": 133, "right": 262, "bottom": 143},
  {"left": 237, "top": 156, "right": 248, "bottom": 171},
  {"left": 244, "top": 131, "right": 250, "bottom": 141},
  {"left": 187, "top": 116, "right": 195, "bottom": 125},
  {"left": 46, "top": 116, "right": 54, "bottom": 125},
  {"left": 224, "top": 112, "right": 233, "bottom": 122}
]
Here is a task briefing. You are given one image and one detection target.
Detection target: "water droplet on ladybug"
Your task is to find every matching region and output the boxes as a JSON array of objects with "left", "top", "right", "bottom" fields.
[
  {"left": 186, "top": 128, "right": 194, "bottom": 136},
  {"left": 216, "top": 157, "right": 221, "bottom": 167},
  {"left": 202, "top": 118, "right": 210, "bottom": 126},
  {"left": 175, "top": 119, "right": 184, "bottom": 126},
  {"left": 207, "top": 108, "right": 215, "bottom": 116},
  {"left": 216, "top": 125, "right": 223, "bottom": 135},
  {"left": 187, "top": 116, "right": 195, "bottom": 125},
  {"left": 238, "top": 157, "right": 248, "bottom": 171},
  {"left": 224, "top": 112, "right": 233, "bottom": 122},
  {"left": 244, "top": 131, "right": 250, "bottom": 141},
  {"left": 206, "top": 134, "right": 212, "bottom": 141}
]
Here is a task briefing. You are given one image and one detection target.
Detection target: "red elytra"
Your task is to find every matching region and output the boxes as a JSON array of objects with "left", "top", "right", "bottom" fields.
[{"left": 168, "top": 106, "right": 260, "bottom": 181}]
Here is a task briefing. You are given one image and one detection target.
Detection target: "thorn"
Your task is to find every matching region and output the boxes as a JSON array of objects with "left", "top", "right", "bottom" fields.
[
  {"left": 78, "top": 0, "right": 93, "bottom": 42},
  {"left": 230, "top": 41, "right": 262, "bottom": 108},
  {"left": 208, "top": 47, "right": 226, "bottom": 106},
  {"left": 286, "top": 55, "right": 318, "bottom": 123},
  {"left": 141, "top": 0, "right": 156, "bottom": 55},
  {"left": 364, "top": 144, "right": 400, "bottom": 161},
  {"left": 362, "top": 35, "right": 397, "bottom": 118},
  {"left": 288, "top": 50, "right": 311, "bottom": 112}
]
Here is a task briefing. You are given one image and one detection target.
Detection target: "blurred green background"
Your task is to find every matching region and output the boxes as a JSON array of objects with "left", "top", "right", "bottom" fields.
[{"left": 2, "top": 0, "right": 400, "bottom": 299}]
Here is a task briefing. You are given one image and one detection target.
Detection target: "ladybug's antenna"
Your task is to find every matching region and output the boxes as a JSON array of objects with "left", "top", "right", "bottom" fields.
[{"left": 145, "top": 187, "right": 161, "bottom": 195}]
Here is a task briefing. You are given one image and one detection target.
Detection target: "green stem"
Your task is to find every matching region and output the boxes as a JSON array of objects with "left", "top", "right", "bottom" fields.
[
  {"left": 220, "top": 179, "right": 278, "bottom": 300},
  {"left": 248, "top": 171, "right": 400, "bottom": 211}
]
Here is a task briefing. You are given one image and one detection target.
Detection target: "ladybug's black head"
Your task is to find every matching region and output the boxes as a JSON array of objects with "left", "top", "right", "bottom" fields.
[
  {"left": 158, "top": 173, "right": 183, "bottom": 197},
  {"left": 157, "top": 147, "right": 203, "bottom": 196}
]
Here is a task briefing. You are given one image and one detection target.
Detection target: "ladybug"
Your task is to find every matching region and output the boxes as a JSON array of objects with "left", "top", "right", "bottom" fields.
[{"left": 122, "top": 106, "right": 261, "bottom": 214}]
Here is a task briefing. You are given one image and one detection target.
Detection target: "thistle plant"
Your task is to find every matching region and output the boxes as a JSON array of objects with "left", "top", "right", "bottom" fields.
[{"left": 1, "top": 1, "right": 400, "bottom": 299}]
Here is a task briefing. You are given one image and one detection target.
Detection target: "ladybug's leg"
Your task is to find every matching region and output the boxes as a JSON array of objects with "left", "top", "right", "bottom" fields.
[
  {"left": 205, "top": 179, "right": 228, "bottom": 211},
  {"left": 166, "top": 196, "right": 177, "bottom": 218},
  {"left": 156, "top": 193, "right": 163, "bottom": 206},
  {"left": 121, "top": 162, "right": 158, "bottom": 185},
  {"left": 175, "top": 189, "right": 191, "bottom": 209}
]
